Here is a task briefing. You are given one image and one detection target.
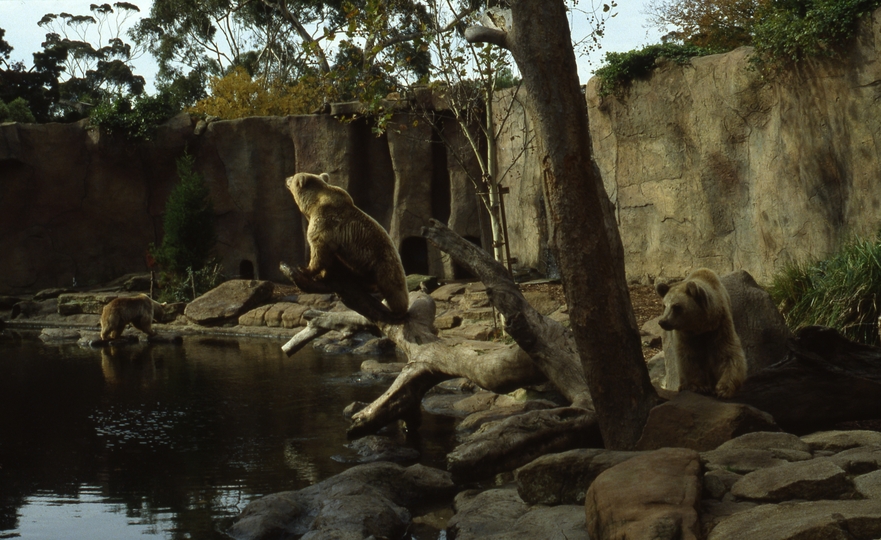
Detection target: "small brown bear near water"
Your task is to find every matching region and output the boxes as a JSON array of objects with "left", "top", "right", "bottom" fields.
[
  {"left": 285, "top": 172, "right": 409, "bottom": 320},
  {"left": 656, "top": 268, "right": 747, "bottom": 398},
  {"left": 100, "top": 294, "right": 166, "bottom": 340}
]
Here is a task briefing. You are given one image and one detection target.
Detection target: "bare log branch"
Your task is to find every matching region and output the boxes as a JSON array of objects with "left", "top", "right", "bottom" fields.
[
  {"left": 279, "top": 261, "right": 404, "bottom": 324},
  {"left": 281, "top": 310, "right": 378, "bottom": 357},
  {"left": 423, "top": 218, "right": 592, "bottom": 409},
  {"left": 464, "top": 25, "right": 508, "bottom": 48}
]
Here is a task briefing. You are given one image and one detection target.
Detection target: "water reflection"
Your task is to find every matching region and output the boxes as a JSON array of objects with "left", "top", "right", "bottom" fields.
[{"left": 0, "top": 330, "right": 428, "bottom": 539}]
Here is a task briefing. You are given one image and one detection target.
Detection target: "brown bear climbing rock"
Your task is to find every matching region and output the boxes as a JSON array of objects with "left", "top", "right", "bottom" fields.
[
  {"left": 285, "top": 172, "right": 410, "bottom": 321},
  {"left": 656, "top": 268, "right": 748, "bottom": 398},
  {"left": 99, "top": 294, "right": 166, "bottom": 340}
]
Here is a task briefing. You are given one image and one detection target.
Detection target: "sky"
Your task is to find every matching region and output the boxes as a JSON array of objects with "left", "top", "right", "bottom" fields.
[{"left": 0, "top": 0, "right": 665, "bottom": 91}]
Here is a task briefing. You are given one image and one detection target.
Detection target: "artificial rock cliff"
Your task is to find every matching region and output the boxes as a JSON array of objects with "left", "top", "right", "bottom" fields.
[
  {"left": 587, "top": 8, "right": 881, "bottom": 283},
  {"left": 0, "top": 111, "right": 492, "bottom": 295},
  {"left": 2, "top": 9, "right": 881, "bottom": 294}
]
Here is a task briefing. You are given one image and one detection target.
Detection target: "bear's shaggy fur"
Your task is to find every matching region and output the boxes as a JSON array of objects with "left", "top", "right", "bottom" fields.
[
  {"left": 656, "top": 268, "right": 747, "bottom": 398},
  {"left": 285, "top": 172, "right": 409, "bottom": 320},
  {"left": 99, "top": 294, "right": 165, "bottom": 340}
]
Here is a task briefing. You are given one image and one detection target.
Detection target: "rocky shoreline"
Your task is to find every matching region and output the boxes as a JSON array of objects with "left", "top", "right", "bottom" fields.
[{"left": 3, "top": 276, "right": 881, "bottom": 539}]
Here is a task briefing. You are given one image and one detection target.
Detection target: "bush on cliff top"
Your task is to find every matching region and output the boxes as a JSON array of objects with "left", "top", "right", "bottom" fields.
[
  {"left": 594, "top": 43, "right": 721, "bottom": 96},
  {"left": 599, "top": 0, "right": 881, "bottom": 96},
  {"left": 768, "top": 232, "right": 881, "bottom": 346}
]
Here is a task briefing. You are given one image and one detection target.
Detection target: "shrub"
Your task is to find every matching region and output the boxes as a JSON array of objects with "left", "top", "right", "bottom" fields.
[
  {"left": 89, "top": 91, "right": 182, "bottom": 140},
  {"left": 189, "top": 67, "right": 338, "bottom": 119},
  {"left": 768, "top": 232, "right": 881, "bottom": 345},
  {"left": 0, "top": 97, "right": 37, "bottom": 123},
  {"left": 150, "top": 152, "right": 222, "bottom": 302},
  {"left": 594, "top": 43, "right": 722, "bottom": 96},
  {"left": 751, "top": 0, "right": 881, "bottom": 69}
]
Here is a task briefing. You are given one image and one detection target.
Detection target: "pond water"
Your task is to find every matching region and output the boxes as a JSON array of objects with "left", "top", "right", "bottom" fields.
[{"left": 0, "top": 330, "right": 456, "bottom": 539}]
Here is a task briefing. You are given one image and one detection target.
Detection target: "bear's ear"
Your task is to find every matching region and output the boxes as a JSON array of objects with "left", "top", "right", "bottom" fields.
[
  {"left": 320, "top": 173, "right": 330, "bottom": 182},
  {"left": 656, "top": 282, "right": 669, "bottom": 298},
  {"left": 686, "top": 281, "right": 709, "bottom": 310}
]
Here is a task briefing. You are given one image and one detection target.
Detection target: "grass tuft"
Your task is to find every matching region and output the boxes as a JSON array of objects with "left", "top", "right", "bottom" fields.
[{"left": 768, "top": 232, "right": 881, "bottom": 345}]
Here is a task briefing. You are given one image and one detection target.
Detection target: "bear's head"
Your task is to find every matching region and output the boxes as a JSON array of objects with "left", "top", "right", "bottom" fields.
[
  {"left": 656, "top": 279, "right": 717, "bottom": 334},
  {"left": 285, "top": 172, "right": 353, "bottom": 219}
]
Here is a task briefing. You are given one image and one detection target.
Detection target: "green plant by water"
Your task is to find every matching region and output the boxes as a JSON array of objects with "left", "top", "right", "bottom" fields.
[{"left": 150, "top": 152, "right": 222, "bottom": 302}]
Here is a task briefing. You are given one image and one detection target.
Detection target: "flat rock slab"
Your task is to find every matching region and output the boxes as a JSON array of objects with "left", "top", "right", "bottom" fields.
[
  {"left": 635, "top": 391, "right": 778, "bottom": 452},
  {"left": 855, "top": 470, "right": 881, "bottom": 499},
  {"left": 185, "top": 280, "right": 274, "bottom": 325},
  {"left": 585, "top": 447, "right": 702, "bottom": 540},
  {"left": 729, "top": 458, "right": 852, "bottom": 501},
  {"left": 707, "top": 500, "right": 881, "bottom": 540},
  {"left": 801, "top": 430, "right": 881, "bottom": 453},
  {"left": 515, "top": 448, "right": 644, "bottom": 505},
  {"left": 228, "top": 462, "right": 455, "bottom": 540},
  {"left": 446, "top": 487, "right": 587, "bottom": 540}
]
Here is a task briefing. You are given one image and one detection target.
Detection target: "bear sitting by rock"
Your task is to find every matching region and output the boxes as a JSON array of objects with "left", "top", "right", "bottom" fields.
[
  {"left": 656, "top": 268, "right": 747, "bottom": 398},
  {"left": 100, "top": 294, "right": 166, "bottom": 341}
]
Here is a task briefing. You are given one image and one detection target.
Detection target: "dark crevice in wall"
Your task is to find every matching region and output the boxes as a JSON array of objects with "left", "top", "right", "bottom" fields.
[
  {"left": 400, "top": 236, "right": 430, "bottom": 276},
  {"left": 431, "top": 120, "right": 452, "bottom": 226}
]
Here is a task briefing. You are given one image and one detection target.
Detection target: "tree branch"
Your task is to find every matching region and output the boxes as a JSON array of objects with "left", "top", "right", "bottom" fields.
[{"left": 422, "top": 219, "right": 593, "bottom": 409}]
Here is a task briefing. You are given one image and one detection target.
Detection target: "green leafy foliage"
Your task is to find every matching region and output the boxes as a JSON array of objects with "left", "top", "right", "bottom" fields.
[
  {"left": 89, "top": 91, "right": 183, "bottom": 139},
  {"left": 751, "top": 0, "right": 881, "bottom": 69},
  {"left": 628, "top": 0, "right": 881, "bottom": 93},
  {"left": 768, "top": 232, "right": 881, "bottom": 345},
  {"left": 594, "top": 43, "right": 721, "bottom": 96},
  {"left": 38, "top": 4, "right": 149, "bottom": 112},
  {"left": 0, "top": 98, "right": 37, "bottom": 123},
  {"left": 151, "top": 152, "right": 221, "bottom": 302},
  {"left": 0, "top": 27, "right": 65, "bottom": 122}
]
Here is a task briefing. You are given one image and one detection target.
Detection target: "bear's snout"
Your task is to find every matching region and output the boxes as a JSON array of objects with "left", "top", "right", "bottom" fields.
[{"left": 658, "top": 318, "right": 673, "bottom": 331}]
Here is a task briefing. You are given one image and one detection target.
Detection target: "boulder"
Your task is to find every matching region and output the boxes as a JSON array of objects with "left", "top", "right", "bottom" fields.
[
  {"left": 729, "top": 458, "right": 854, "bottom": 501},
  {"left": 332, "top": 435, "right": 420, "bottom": 464},
  {"left": 585, "top": 447, "right": 702, "bottom": 540},
  {"left": 801, "top": 430, "right": 881, "bottom": 453},
  {"left": 228, "top": 462, "right": 456, "bottom": 540},
  {"left": 514, "top": 448, "right": 643, "bottom": 505},
  {"left": 57, "top": 292, "right": 132, "bottom": 315},
  {"left": 446, "top": 487, "right": 588, "bottom": 540},
  {"left": 701, "top": 448, "right": 789, "bottom": 475},
  {"left": 635, "top": 390, "right": 779, "bottom": 452},
  {"left": 854, "top": 470, "right": 881, "bottom": 499},
  {"left": 184, "top": 280, "right": 274, "bottom": 326},
  {"left": 707, "top": 500, "right": 881, "bottom": 540},
  {"left": 827, "top": 445, "right": 881, "bottom": 475}
]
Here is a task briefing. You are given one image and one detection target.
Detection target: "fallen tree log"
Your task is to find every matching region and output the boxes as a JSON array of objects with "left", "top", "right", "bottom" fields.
[
  {"left": 732, "top": 325, "right": 881, "bottom": 434},
  {"left": 279, "top": 219, "right": 594, "bottom": 442}
]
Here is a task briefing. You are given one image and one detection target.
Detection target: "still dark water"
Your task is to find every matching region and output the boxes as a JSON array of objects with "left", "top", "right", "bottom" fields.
[{"left": 0, "top": 330, "right": 454, "bottom": 540}]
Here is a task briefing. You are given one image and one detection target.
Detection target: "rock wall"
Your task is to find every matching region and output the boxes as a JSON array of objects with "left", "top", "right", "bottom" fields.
[
  {"left": 3, "top": 9, "right": 881, "bottom": 294},
  {"left": 0, "top": 111, "right": 490, "bottom": 295},
  {"left": 585, "top": 9, "right": 881, "bottom": 284}
]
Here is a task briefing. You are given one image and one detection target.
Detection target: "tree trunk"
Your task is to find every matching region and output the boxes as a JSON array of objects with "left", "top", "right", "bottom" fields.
[{"left": 466, "top": 1, "right": 659, "bottom": 449}]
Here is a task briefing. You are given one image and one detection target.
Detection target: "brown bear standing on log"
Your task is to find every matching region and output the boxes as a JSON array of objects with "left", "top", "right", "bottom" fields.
[
  {"left": 285, "top": 172, "right": 410, "bottom": 322},
  {"left": 99, "top": 294, "right": 166, "bottom": 340},
  {"left": 656, "top": 268, "right": 748, "bottom": 398}
]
